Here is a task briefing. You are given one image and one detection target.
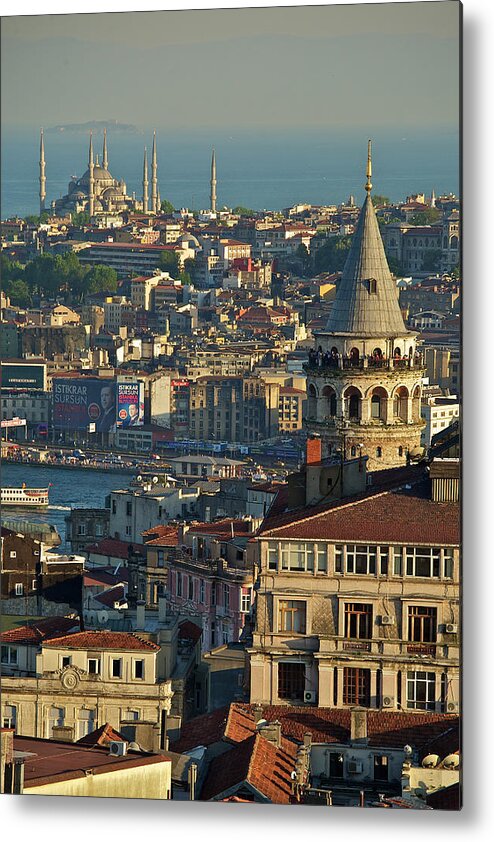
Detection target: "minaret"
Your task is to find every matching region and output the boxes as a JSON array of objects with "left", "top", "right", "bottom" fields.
[
  {"left": 88, "top": 131, "right": 95, "bottom": 217},
  {"left": 431, "top": 188, "right": 436, "bottom": 208},
  {"left": 102, "top": 127, "right": 108, "bottom": 170},
  {"left": 142, "top": 147, "right": 149, "bottom": 214},
  {"left": 210, "top": 147, "right": 217, "bottom": 213},
  {"left": 39, "top": 128, "right": 46, "bottom": 214},
  {"left": 151, "top": 131, "right": 158, "bottom": 214},
  {"left": 156, "top": 186, "right": 161, "bottom": 214}
]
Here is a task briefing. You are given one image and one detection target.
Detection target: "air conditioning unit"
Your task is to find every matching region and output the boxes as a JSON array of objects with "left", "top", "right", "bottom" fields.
[
  {"left": 382, "top": 696, "right": 395, "bottom": 709},
  {"left": 381, "top": 615, "right": 394, "bottom": 626},
  {"left": 447, "top": 701, "right": 459, "bottom": 713},
  {"left": 347, "top": 760, "right": 363, "bottom": 774},
  {"left": 304, "top": 691, "right": 316, "bottom": 704},
  {"left": 445, "top": 623, "right": 458, "bottom": 634},
  {"left": 109, "top": 740, "right": 127, "bottom": 756}
]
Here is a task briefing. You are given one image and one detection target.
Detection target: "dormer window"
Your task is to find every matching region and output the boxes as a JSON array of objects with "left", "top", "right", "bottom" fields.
[{"left": 367, "top": 278, "right": 377, "bottom": 294}]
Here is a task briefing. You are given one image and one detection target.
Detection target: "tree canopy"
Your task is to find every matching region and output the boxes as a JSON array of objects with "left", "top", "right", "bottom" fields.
[
  {"left": 409, "top": 208, "right": 441, "bottom": 226},
  {"left": 314, "top": 235, "right": 352, "bottom": 274},
  {"left": 233, "top": 206, "right": 255, "bottom": 217},
  {"left": 160, "top": 199, "right": 175, "bottom": 214},
  {"left": 2, "top": 251, "right": 119, "bottom": 303},
  {"left": 371, "top": 194, "right": 390, "bottom": 207},
  {"left": 158, "top": 250, "right": 181, "bottom": 279}
]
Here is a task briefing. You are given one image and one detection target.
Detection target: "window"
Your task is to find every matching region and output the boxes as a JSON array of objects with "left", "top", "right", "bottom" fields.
[
  {"left": 408, "top": 606, "right": 437, "bottom": 642},
  {"left": 77, "top": 524, "right": 87, "bottom": 536},
  {"left": 14, "top": 583, "right": 23, "bottom": 596},
  {"left": 376, "top": 446, "right": 382, "bottom": 458},
  {"left": 10, "top": 551, "right": 17, "bottom": 558},
  {"left": 393, "top": 547, "right": 402, "bottom": 576},
  {"left": 240, "top": 591, "right": 251, "bottom": 613},
  {"left": 200, "top": 580, "right": 205, "bottom": 604},
  {"left": 112, "top": 658, "right": 123, "bottom": 678},
  {"left": 316, "top": 543, "right": 328, "bottom": 572},
  {"left": 278, "top": 600, "right": 306, "bottom": 633},
  {"left": 176, "top": 572, "right": 182, "bottom": 597},
  {"left": 344, "top": 603, "right": 372, "bottom": 639},
  {"left": 2, "top": 705, "right": 17, "bottom": 730},
  {"left": 61, "top": 656, "right": 71, "bottom": 669},
  {"left": 1, "top": 646, "right": 18, "bottom": 666},
  {"left": 278, "top": 662, "right": 305, "bottom": 701},
  {"left": 134, "top": 659, "right": 144, "bottom": 680},
  {"left": 112, "top": 500, "right": 117, "bottom": 515},
  {"left": 125, "top": 709, "right": 140, "bottom": 721},
  {"left": 188, "top": 577, "right": 195, "bottom": 601},
  {"left": 77, "top": 709, "right": 96, "bottom": 740},
  {"left": 48, "top": 706, "right": 65, "bottom": 737},
  {"left": 407, "top": 671, "right": 436, "bottom": 710},
  {"left": 31, "top": 578, "right": 37, "bottom": 591},
  {"left": 125, "top": 525, "right": 132, "bottom": 536},
  {"left": 268, "top": 544, "right": 278, "bottom": 570},
  {"left": 211, "top": 583, "right": 216, "bottom": 605},
  {"left": 95, "top": 523, "right": 104, "bottom": 537},
  {"left": 379, "top": 548, "right": 389, "bottom": 575},
  {"left": 87, "top": 658, "right": 100, "bottom": 675},
  {"left": 343, "top": 667, "right": 371, "bottom": 706},
  {"left": 223, "top": 584, "right": 229, "bottom": 607},
  {"left": 335, "top": 545, "right": 343, "bottom": 573},
  {"left": 157, "top": 550, "right": 165, "bottom": 568},
  {"left": 346, "top": 545, "right": 377, "bottom": 575},
  {"left": 443, "top": 551, "right": 454, "bottom": 579},
  {"left": 405, "top": 547, "right": 440, "bottom": 578},
  {"left": 374, "top": 755, "right": 389, "bottom": 782},
  {"left": 317, "top": 748, "right": 340, "bottom": 783},
  {"left": 280, "top": 542, "right": 314, "bottom": 572},
  {"left": 126, "top": 502, "right": 132, "bottom": 516}
]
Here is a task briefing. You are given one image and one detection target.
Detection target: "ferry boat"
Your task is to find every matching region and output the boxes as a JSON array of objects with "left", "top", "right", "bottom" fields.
[{"left": 1, "top": 484, "right": 50, "bottom": 508}]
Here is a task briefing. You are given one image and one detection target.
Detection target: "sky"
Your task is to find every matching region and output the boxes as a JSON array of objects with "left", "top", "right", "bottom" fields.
[{"left": 1, "top": 1, "right": 460, "bottom": 133}]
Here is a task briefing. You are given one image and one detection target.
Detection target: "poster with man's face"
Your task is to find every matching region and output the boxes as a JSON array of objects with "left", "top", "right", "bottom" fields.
[
  {"left": 53, "top": 378, "right": 117, "bottom": 432},
  {"left": 117, "top": 383, "right": 145, "bottom": 428}
]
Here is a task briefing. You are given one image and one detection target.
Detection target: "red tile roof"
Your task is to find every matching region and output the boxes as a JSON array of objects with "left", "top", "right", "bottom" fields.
[
  {"left": 170, "top": 706, "right": 231, "bottom": 753},
  {"left": 0, "top": 617, "right": 80, "bottom": 645},
  {"left": 260, "top": 479, "right": 459, "bottom": 546},
  {"left": 178, "top": 620, "right": 202, "bottom": 643},
  {"left": 186, "top": 519, "right": 252, "bottom": 538},
  {"left": 76, "top": 723, "right": 125, "bottom": 747},
  {"left": 142, "top": 524, "right": 179, "bottom": 546},
  {"left": 94, "top": 584, "right": 127, "bottom": 608},
  {"left": 42, "top": 630, "right": 159, "bottom": 651},
  {"left": 83, "top": 568, "right": 129, "bottom": 587},
  {"left": 201, "top": 733, "right": 295, "bottom": 803}
]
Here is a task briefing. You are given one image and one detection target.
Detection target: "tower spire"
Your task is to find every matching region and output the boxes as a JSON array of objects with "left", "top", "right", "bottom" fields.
[
  {"left": 39, "top": 128, "right": 46, "bottom": 214},
  {"left": 142, "top": 146, "right": 149, "bottom": 214},
  {"left": 210, "top": 147, "right": 217, "bottom": 214},
  {"left": 102, "top": 127, "right": 108, "bottom": 170},
  {"left": 365, "top": 139, "right": 372, "bottom": 194},
  {"left": 151, "top": 131, "right": 158, "bottom": 214},
  {"left": 88, "top": 131, "right": 95, "bottom": 217}
]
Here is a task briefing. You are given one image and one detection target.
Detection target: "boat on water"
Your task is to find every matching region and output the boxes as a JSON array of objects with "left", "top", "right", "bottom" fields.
[{"left": 1, "top": 484, "right": 50, "bottom": 508}]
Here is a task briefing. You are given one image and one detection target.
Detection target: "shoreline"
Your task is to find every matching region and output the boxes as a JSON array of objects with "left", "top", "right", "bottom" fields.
[{"left": 2, "top": 458, "right": 137, "bottom": 476}]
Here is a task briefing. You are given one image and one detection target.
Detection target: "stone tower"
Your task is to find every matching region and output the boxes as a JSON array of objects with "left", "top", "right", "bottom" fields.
[
  {"left": 142, "top": 146, "right": 149, "bottom": 214},
  {"left": 151, "top": 130, "right": 158, "bottom": 214},
  {"left": 39, "top": 128, "right": 46, "bottom": 214},
  {"left": 88, "top": 131, "right": 95, "bottom": 217},
  {"left": 305, "top": 141, "right": 425, "bottom": 470},
  {"left": 210, "top": 147, "right": 217, "bottom": 213}
]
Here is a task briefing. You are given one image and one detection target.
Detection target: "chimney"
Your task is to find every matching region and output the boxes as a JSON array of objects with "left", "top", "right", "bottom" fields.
[
  {"left": 306, "top": 435, "right": 322, "bottom": 465},
  {"left": 136, "top": 600, "right": 146, "bottom": 630},
  {"left": 350, "top": 707, "right": 368, "bottom": 744},
  {"left": 158, "top": 596, "right": 167, "bottom": 623},
  {"left": 252, "top": 703, "right": 264, "bottom": 723},
  {"left": 52, "top": 725, "right": 74, "bottom": 743},
  {"left": 258, "top": 720, "right": 282, "bottom": 748}
]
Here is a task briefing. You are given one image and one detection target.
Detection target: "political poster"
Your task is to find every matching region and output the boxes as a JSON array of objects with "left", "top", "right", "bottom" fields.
[
  {"left": 117, "top": 382, "right": 145, "bottom": 427},
  {"left": 53, "top": 378, "right": 117, "bottom": 432}
]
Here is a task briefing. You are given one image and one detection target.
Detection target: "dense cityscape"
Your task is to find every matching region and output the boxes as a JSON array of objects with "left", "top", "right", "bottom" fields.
[{"left": 0, "top": 125, "right": 461, "bottom": 807}]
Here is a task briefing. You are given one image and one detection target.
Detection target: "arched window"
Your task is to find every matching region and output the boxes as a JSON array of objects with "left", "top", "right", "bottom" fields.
[
  {"left": 393, "top": 386, "right": 409, "bottom": 422},
  {"left": 372, "top": 347, "right": 383, "bottom": 360},
  {"left": 349, "top": 347, "right": 360, "bottom": 365},
  {"left": 398, "top": 446, "right": 404, "bottom": 457},
  {"left": 376, "top": 447, "right": 382, "bottom": 458},
  {"left": 412, "top": 385, "right": 421, "bottom": 422},
  {"left": 371, "top": 394, "right": 381, "bottom": 419},
  {"left": 393, "top": 347, "right": 402, "bottom": 358},
  {"left": 349, "top": 395, "right": 359, "bottom": 418},
  {"left": 351, "top": 445, "right": 357, "bottom": 457},
  {"left": 308, "top": 383, "right": 317, "bottom": 419},
  {"left": 370, "top": 387, "right": 388, "bottom": 421},
  {"left": 450, "top": 235, "right": 458, "bottom": 250},
  {"left": 322, "top": 385, "right": 337, "bottom": 418}
]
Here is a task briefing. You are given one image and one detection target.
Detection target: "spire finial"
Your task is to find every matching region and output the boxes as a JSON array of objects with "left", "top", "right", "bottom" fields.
[{"left": 365, "top": 139, "right": 372, "bottom": 193}]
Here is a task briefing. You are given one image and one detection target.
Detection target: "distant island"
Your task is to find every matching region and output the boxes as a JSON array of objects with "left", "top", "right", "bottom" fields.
[{"left": 46, "top": 120, "right": 140, "bottom": 135}]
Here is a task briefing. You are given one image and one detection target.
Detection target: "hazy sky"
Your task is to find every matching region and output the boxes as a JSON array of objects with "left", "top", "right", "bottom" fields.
[{"left": 1, "top": 1, "right": 460, "bottom": 132}]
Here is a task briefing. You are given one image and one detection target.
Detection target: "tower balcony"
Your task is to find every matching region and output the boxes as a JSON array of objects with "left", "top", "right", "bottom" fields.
[{"left": 305, "top": 351, "right": 425, "bottom": 375}]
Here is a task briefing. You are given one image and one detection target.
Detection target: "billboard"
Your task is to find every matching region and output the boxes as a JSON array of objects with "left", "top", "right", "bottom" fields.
[
  {"left": 53, "top": 378, "right": 117, "bottom": 432},
  {"left": 117, "top": 382, "right": 144, "bottom": 428},
  {"left": 1, "top": 362, "right": 47, "bottom": 391}
]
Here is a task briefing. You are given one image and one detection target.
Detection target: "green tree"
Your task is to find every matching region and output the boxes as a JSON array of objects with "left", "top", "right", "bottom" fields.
[
  {"left": 158, "top": 250, "right": 180, "bottom": 279},
  {"left": 7, "top": 279, "right": 31, "bottom": 307},
  {"left": 294, "top": 243, "right": 311, "bottom": 277},
  {"left": 24, "top": 210, "right": 50, "bottom": 226},
  {"left": 421, "top": 249, "right": 442, "bottom": 273},
  {"left": 23, "top": 253, "right": 59, "bottom": 297},
  {"left": 387, "top": 256, "right": 405, "bottom": 277},
  {"left": 160, "top": 199, "right": 175, "bottom": 214},
  {"left": 371, "top": 194, "right": 390, "bottom": 207},
  {"left": 1, "top": 254, "right": 25, "bottom": 282},
  {"left": 84, "top": 264, "right": 118, "bottom": 294},
  {"left": 409, "top": 208, "right": 441, "bottom": 226},
  {"left": 233, "top": 206, "right": 255, "bottom": 217},
  {"left": 314, "top": 235, "right": 352, "bottom": 274},
  {"left": 70, "top": 211, "right": 91, "bottom": 227},
  {"left": 451, "top": 264, "right": 460, "bottom": 281}
]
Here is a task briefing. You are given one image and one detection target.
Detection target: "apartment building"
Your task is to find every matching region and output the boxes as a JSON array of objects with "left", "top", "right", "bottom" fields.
[{"left": 248, "top": 459, "right": 460, "bottom": 715}]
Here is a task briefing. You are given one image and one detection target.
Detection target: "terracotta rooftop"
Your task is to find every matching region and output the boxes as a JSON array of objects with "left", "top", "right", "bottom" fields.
[
  {"left": 83, "top": 568, "right": 129, "bottom": 587},
  {"left": 93, "top": 584, "right": 127, "bottom": 609},
  {"left": 42, "top": 630, "right": 159, "bottom": 652},
  {"left": 259, "top": 474, "right": 459, "bottom": 547},
  {"left": 178, "top": 620, "right": 202, "bottom": 643},
  {"left": 186, "top": 519, "right": 253, "bottom": 538},
  {"left": 0, "top": 617, "right": 80, "bottom": 645},
  {"left": 142, "top": 524, "right": 179, "bottom": 546},
  {"left": 200, "top": 732, "right": 296, "bottom": 803},
  {"left": 76, "top": 722, "right": 125, "bottom": 747},
  {"left": 85, "top": 538, "right": 147, "bottom": 558}
]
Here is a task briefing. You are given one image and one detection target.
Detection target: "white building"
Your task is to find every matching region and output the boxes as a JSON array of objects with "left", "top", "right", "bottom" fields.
[
  {"left": 109, "top": 483, "right": 200, "bottom": 542},
  {"left": 421, "top": 397, "right": 460, "bottom": 446}
]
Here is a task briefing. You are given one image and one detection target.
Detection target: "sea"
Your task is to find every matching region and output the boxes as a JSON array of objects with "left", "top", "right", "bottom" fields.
[
  {"left": 1, "top": 462, "right": 132, "bottom": 549},
  {"left": 1, "top": 125, "right": 460, "bottom": 219}
]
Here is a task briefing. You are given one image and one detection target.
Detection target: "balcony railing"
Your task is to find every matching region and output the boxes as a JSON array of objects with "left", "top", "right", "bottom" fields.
[
  {"left": 406, "top": 643, "right": 437, "bottom": 656},
  {"left": 304, "top": 353, "right": 425, "bottom": 374}
]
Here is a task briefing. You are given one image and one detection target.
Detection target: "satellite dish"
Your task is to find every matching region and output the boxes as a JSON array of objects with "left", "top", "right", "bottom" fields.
[
  {"left": 136, "top": 475, "right": 142, "bottom": 482},
  {"left": 152, "top": 476, "right": 159, "bottom": 484}
]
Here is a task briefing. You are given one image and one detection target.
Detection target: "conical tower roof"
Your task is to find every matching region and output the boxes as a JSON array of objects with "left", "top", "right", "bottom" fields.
[{"left": 325, "top": 141, "right": 407, "bottom": 337}]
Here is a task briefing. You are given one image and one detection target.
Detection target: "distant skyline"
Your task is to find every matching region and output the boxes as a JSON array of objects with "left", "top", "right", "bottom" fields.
[{"left": 1, "top": 2, "right": 460, "bottom": 133}]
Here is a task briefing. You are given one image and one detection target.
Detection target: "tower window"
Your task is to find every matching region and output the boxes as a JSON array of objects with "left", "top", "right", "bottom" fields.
[
  {"left": 376, "top": 447, "right": 383, "bottom": 458},
  {"left": 367, "top": 278, "right": 377, "bottom": 294}
]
